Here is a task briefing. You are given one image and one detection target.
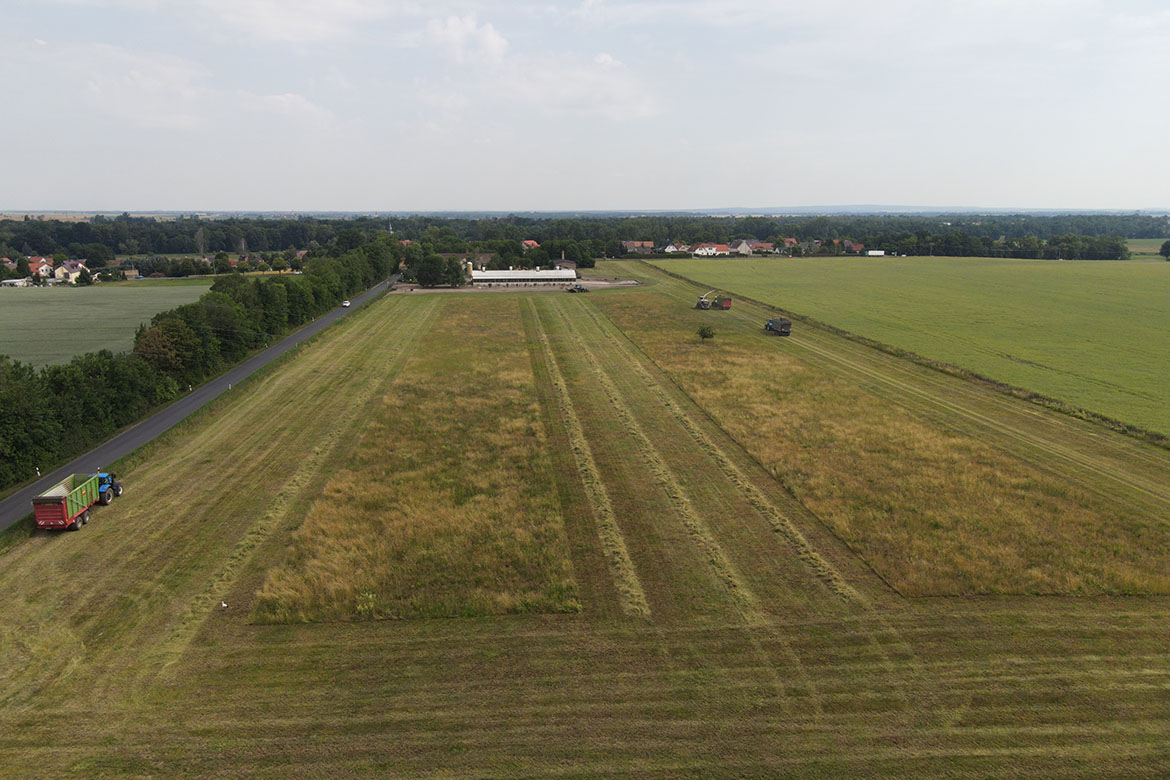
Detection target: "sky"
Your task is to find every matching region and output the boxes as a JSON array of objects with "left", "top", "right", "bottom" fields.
[{"left": 1, "top": 0, "right": 1168, "bottom": 212}]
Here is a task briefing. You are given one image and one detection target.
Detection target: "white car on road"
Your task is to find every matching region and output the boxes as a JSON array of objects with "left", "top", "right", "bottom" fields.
[{"left": 341, "top": 300, "right": 351, "bottom": 308}]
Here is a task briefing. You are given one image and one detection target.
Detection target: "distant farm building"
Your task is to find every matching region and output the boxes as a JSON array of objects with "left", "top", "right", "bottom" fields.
[{"left": 470, "top": 268, "right": 577, "bottom": 286}]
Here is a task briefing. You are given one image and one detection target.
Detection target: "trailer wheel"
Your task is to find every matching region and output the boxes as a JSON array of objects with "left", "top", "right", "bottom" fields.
[
  {"left": 68, "top": 517, "right": 82, "bottom": 531},
  {"left": 81, "top": 510, "right": 90, "bottom": 525}
]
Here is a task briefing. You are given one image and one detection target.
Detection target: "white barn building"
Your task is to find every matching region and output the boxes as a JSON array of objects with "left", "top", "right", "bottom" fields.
[{"left": 470, "top": 268, "right": 578, "bottom": 286}]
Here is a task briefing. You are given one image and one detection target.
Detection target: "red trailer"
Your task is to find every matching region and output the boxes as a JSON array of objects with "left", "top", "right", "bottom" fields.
[{"left": 31, "top": 472, "right": 122, "bottom": 531}]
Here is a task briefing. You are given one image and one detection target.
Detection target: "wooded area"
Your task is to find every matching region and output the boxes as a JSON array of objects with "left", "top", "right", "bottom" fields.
[{"left": 0, "top": 236, "right": 395, "bottom": 490}]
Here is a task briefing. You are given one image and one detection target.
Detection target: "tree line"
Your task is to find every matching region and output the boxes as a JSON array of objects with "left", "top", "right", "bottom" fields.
[
  {"left": 3, "top": 213, "right": 1166, "bottom": 269},
  {"left": 0, "top": 236, "right": 395, "bottom": 491}
]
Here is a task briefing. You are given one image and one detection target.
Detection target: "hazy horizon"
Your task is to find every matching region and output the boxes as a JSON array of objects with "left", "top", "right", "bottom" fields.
[{"left": 3, "top": 1, "right": 1168, "bottom": 212}]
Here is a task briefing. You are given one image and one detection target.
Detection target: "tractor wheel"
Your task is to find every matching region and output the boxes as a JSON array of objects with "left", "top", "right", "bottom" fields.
[
  {"left": 114, "top": 484, "right": 124, "bottom": 497},
  {"left": 100, "top": 489, "right": 113, "bottom": 506}
]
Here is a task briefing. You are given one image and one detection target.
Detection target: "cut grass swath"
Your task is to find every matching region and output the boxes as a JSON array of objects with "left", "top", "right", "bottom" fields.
[
  {"left": 545, "top": 299, "right": 766, "bottom": 625},
  {"left": 571, "top": 298, "right": 865, "bottom": 606},
  {"left": 524, "top": 298, "right": 651, "bottom": 619}
]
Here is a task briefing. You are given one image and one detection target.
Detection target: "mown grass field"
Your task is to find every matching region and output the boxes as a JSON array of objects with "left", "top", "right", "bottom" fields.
[
  {"left": 2, "top": 273, "right": 1170, "bottom": 777},
  {"left": 0, "top": 281, "right": 211, "bottom": 366},
  {"left": 650, "top": 255, "right": 1170, "bottom": 435}
]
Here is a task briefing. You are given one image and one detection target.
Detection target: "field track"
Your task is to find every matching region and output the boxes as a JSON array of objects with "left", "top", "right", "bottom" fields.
[{"left": 1, "top": 283, "right": 1170, "bottom": 777}]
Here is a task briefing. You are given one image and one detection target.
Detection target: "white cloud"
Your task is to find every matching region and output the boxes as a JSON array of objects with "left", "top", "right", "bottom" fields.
[
  {"left": 425, "top": 15, "right": 509, "bottom": 64},
  {"left": 594, "top": 52, "right": 622, "bottom": 69},
  {"left": 73, "top": 44, "right": 210, "bottom": 129},
  {"left": 505, "top": 57, "right": 657, "bottom": 118},
  {"left": 241, "top": 91, "right": 336, "bottom": 127},
  {"left": 193, "top": 0, "right": 395, "bottom": 43}
]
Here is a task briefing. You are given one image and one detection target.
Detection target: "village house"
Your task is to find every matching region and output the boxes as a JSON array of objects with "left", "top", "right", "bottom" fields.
[
  {"left": 28, "top": 259, "right": 54, "bottom": 278},
  {"left": 843, "top": 240, "right": 865, "bottom": 253},
  {"left": 662, "top": 243, "right": 690, "bottom": 254},
  {"left": 692, "top": 243, "right": 731, "bottom": 257},
  {"left": 521, "top": 239, "right": 541, "bottom": 251},
  {"left": 730, "top": 239, "right": 776, "bottom": 256},
  {"left": 620, "top": 240, "right": 655, "bottom": 255},
  {"left": 1, "top": 258, "right": 14, "bottom": 272},
  {"left": 54, "top": 260, "right": 89, "bottom": 284}
]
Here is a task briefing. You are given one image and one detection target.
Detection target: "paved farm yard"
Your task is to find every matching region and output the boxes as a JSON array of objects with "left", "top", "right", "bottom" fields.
[
  {"left": 0, "top": 281, "right": 211, "bottom": 367},
  {"left": 2, "top": 267, "right": 1170, "bottom": 777}
]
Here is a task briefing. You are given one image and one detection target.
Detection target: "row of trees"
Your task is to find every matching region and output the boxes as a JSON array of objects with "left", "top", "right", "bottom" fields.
[
  {"left": 5, "top": 213, "right": 1166, "bottom": 266},
  {"left": 855, "top": 232, "right": 1132, "bottom": 260},
  {"left": 0, "top": 236, "right": 395, "bottom": 491}
]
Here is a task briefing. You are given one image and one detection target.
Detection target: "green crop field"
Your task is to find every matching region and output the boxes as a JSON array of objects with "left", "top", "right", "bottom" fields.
[
  {"left": 2, "top": 271, "right": 1170, "bottom": 777},
  {"left": 1128, "top": 237, "right": 1167, "bottom": 257},
  {"left": 0, "top": 281, "right": 211, "bottom": 366},
  {"left": 650, "top": 255, "right": 1170, "bottom": 435}
]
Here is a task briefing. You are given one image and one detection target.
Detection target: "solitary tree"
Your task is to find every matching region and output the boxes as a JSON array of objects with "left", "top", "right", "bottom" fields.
[
  {"left": 1160, "top": 240, "right": 1170, "bottom": 260},
  {"left": 697, "top": 325, "right": 715, "bottom": 340}
]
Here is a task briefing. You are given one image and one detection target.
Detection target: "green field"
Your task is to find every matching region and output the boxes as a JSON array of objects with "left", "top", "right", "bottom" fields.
[
  {"left": 0, "top": 281, "right": 211, "bottom": 366},
  {"left": 2, "top": 269, "right": 1170, "bottom": 777},
  {"left": 1128, "top": 237, "right": 1167, "bottom": 257},
  {"left": 650, "top": 255, "right": 1170, "bottom": 435}
]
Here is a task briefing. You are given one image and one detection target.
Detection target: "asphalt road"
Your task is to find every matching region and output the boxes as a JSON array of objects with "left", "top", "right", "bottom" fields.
[{"left": 0, "top": 277, "right": 395, "bottom": 533}]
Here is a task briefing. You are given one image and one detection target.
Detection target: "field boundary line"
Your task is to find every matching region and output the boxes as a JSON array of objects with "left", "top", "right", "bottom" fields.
[
  {"left": 576, "top": 300, "right": 867, "bottom": 607},
  {"left": 526, "top": 299, "right": 651, "bottom": 620},
  {"left": 141, "top": 297, "right": 441, "bottom": 681},
  {"left": 549, "top": 299, "right": 766, "bottom": 625}
]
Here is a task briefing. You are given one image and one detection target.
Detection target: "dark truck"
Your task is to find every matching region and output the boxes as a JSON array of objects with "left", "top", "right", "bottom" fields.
[
  {"left": 765, "top": 318, "right": 792, "bottom": 336},
  {"left": 31, "top": 472, "right": 123, "bottom": 531}
]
